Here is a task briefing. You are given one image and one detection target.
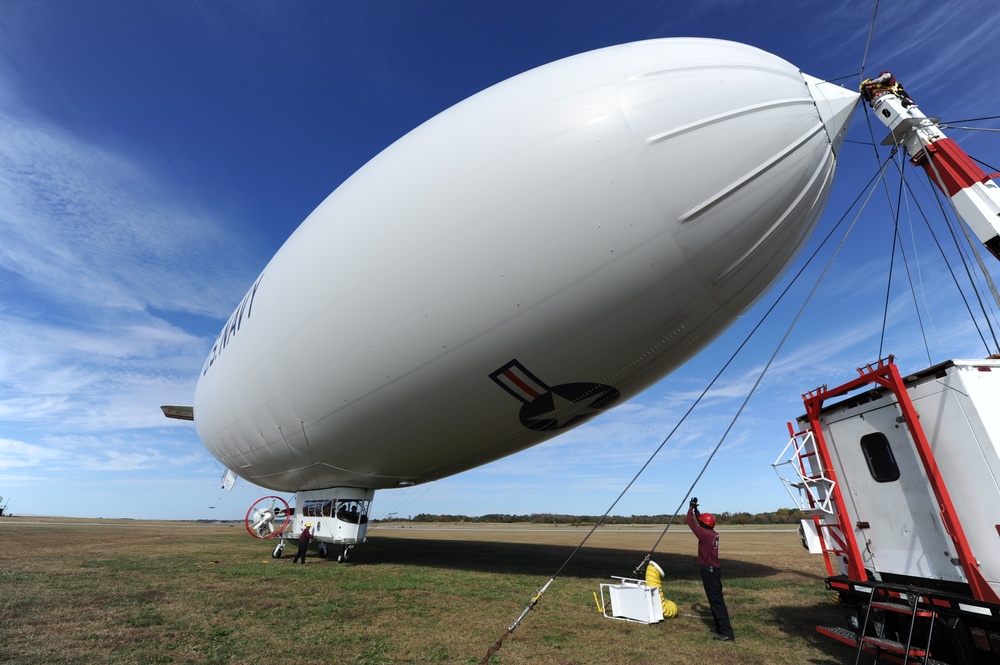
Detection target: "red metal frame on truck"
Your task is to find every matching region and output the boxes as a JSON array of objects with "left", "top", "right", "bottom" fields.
[{"left": 796, "top": 356, "right": 1000, "bottom": 604}]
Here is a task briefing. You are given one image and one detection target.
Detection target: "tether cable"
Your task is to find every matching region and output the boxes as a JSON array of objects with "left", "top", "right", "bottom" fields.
[
  {"left": 857, "top": 0, "right": 881, "bottom": 84},
  {"left": 924, "top": 151, "right": 1000, "bottom": 353},
  {"left": 890, "top": 171, "right": 934, "bottom": 366},
  {"left": 940, "top": 115, "right": 1000, "bottom": 124},
  {"left": 877, "top": 155, "right": 904, "bottom": 359},
  {"left": 477, "top": 156, "right": 895, "bottom": 665},
  {"left": 877, "top": 155, "right": 932, "bottom": 363},
  {"left": 825, "top": 71, "right": 864, "bottom": 85},
  {"left": 632, "top": 155, "right": 896, "bottom": 570},
  {"left": 969, "top": 154, "right": 1000, "bottom": 176},
  {"left": 939, "top": 126, "right": 1000, "bottom": 135},
  {"left": 902, "top": 176, "right": 995, "bottom": 354}
]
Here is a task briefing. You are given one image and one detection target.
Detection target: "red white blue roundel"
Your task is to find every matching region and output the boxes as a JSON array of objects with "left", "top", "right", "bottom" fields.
[{"left": 489, "top": 359, "right": 620, "bottom": 431}]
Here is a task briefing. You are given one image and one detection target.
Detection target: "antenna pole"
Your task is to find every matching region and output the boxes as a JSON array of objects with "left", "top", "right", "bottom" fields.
[{"left": 861, "top": 72, "right": 1000, "bottom": 261}]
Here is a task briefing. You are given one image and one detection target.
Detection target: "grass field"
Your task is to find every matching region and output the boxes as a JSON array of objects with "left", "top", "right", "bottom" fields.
[{"left": 0, "top": 517, "right": 858, "bottom": 664}]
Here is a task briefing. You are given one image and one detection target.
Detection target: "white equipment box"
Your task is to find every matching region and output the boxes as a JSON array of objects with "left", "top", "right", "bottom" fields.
[{"left": 600, "top": 577, "right": 664, "bottom": 624}]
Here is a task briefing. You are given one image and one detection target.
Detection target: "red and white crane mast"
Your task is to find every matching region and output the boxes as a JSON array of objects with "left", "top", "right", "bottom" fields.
[{"left": 862, "top": 71, "right": 1000, "bottom": 260}]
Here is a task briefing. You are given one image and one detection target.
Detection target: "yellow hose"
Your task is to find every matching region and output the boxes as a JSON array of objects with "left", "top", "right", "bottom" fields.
[{"left": 645, "top": 561, "right": 678, "bottom": 619}]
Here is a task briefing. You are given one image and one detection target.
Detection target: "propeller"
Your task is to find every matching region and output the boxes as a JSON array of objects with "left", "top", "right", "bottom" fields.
[{"left": 244, "top": 495, "right": 291, "bottom": 539}]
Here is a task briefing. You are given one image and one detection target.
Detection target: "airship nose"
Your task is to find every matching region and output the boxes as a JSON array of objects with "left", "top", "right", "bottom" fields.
[{"left": 803, "top": 74, "right": 860, "bottom": 157}]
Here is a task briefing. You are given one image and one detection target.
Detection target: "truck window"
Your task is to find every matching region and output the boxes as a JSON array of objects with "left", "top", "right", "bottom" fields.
[{"left": 860, "top": 433, "right": 900, "bottom": 482}]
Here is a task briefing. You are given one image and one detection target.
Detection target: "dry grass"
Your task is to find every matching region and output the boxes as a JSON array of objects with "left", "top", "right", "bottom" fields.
[{"left": 0, "top": 517, "right": 857, "bottom": 664}]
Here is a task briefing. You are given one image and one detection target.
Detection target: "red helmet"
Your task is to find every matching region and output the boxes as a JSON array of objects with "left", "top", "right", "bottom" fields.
[{"left": 698, "top": 513, "right": 716, "bottom": 529}]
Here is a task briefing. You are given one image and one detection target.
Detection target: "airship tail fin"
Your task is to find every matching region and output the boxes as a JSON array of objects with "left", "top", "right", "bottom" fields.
[{"left": 161, "top": 405, "right": 194, "bottom": 421}]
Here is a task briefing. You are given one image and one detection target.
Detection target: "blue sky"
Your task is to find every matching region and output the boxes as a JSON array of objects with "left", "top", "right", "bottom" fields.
[{"left": 1, "top": 1, "right": 999, "bottom": 522}]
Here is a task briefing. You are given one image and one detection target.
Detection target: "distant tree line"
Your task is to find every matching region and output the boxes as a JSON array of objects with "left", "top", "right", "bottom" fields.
[{"left": 398, "top": 507, "right": 808, "bottom": 525}]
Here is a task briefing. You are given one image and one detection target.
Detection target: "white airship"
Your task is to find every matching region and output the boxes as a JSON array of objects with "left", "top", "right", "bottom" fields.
[{"left": 164, "top": 37, "right": 858, "bottom": 559}]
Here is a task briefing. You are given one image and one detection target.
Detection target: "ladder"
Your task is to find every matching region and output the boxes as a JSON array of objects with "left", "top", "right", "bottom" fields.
[
  {"left": 773, "top": 427, "right": 853, "bottom": 578},
  {"left": 817, "top": 582, "right": 943, "bottom": 664}
]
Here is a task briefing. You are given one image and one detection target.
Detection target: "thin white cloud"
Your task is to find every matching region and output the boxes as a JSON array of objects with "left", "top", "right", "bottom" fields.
[
  {"left": 0, "top": 437, "right": 62, "bottom": 469},
  {"left": 0, "top": 59, "right": 261, "bottom": 516},
  {"left": 870, "top": 6, "right": 1000, "bottom": 108},
  {"left": 0, "top": 310, "right": 204, "bottom": 428},
  {"left": 0, "top": 103, "right": 257, "bottom": 318},
  {"left": 4, "top": 431, "right": 209, "bottom": 474}
]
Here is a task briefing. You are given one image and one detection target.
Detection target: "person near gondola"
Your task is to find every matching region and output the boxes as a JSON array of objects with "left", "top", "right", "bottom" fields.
[{"left": 293, "top": 522, "right": 313, "bottom": 564}]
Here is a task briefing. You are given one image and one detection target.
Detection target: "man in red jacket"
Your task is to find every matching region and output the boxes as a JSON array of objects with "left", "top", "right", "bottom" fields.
[
  {"left": 292, "top": 522, "right": 313, "bottom": 564},
  {"left": 687, "top": 498, "right": 734, "bottom": 641}
]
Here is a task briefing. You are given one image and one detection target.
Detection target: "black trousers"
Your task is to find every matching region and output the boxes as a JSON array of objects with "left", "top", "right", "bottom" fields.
[
  {"left": 293, "top": 541, "right": 308, "bottom": 563},
  {"left": 700, "top": 565, "right": 734, "bottom": 638}
]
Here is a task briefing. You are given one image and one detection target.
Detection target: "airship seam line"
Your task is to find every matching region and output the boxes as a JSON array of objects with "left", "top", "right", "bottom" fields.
[
  {"left": 678, "top": 122, "right": 824, "bottom": 223},
  {"left": 317, "top": 461, "right": 421, "bottom": 482},
  {"left": 645, "top": 97, "right": 814, "bottom": 147},
  {"left": 625, "top": 62, "right": 802, "bottom": 83},
  {"left": 712, "top": 149, "right": 834, "bottom": 285}
]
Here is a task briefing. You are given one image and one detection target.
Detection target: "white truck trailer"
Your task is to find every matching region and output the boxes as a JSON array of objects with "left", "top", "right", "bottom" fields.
[{"left": 775, "top": 356, "right": 1000, "bottom": 664}]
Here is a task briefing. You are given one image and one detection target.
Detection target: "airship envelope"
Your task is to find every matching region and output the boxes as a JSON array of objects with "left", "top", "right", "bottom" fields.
[{"left": 191, "top": 38, "right": 859, "bottom": 494}]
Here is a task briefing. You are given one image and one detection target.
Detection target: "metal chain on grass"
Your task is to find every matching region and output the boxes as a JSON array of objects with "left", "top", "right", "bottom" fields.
[{"left": 478, "top": 579, "right": 552, "bottom": 665}]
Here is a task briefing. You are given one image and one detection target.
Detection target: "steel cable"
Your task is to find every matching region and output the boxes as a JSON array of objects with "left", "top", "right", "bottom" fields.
[{"left": 476, "top": 155, "right": 896, "bottom": 665}]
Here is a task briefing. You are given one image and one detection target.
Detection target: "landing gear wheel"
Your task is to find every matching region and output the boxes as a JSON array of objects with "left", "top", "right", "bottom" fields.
[
  {"left": 318, "top": 543, "right": 329, "bottom": 558},
  {"left": 337, "top": 546, "right": 351, "bottom": 563},
  {"left": 272, "top": 541, "right": 285, "bottom": 558},
  {"left": 245, "top": 496, "right": 291, "bottom": 539}
]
